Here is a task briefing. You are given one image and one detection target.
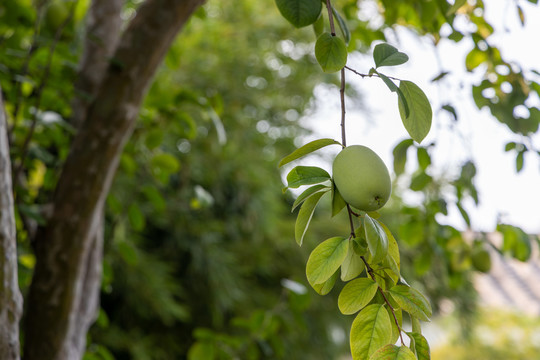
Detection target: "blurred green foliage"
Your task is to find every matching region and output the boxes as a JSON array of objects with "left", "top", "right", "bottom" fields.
[{"left": 1, "top": 0, "right": 539, "bottom": 359}]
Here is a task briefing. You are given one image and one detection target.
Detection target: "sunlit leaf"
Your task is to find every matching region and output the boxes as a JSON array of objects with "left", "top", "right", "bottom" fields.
[
  {"left": 388, "top": 285, "right": 432, "bottom": 321},
  {"left": 364, "top": 215, "right": 389, "bottom": 264},
  {"left": 338, "top": 277, "right": 378, "bottom": 315},
  {"left": 312, "top": 270, "right": 339, "bottom": 295},
  {"left": 341, "top": 240, "right": 366, "bottom": 281},
  {"left": 306, "top": 236, "right": 349, "bottom": 285},
  {"left": 315, "top": 32, "right": 348, "bottom": 73},
  {"left": 350, "top": 304, "right": 392, "bottom": 360},
  {"left": 369, "top": 344, "right": 416, "bottom": 360},
  {"left": 446, "top": 0, "right": 467, "bottom": 16},
  {"left": 407, "top": 332, "right": 431, "bottom": 360}
]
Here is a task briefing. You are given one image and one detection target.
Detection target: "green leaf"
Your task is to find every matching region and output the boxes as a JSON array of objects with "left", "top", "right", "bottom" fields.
[
  {"left": 387, "top": 307, "right": 402, "bottom": 345},
  {"left": 417, "top": 147, "right": 431, "bottom": 170},
  {"left": 388, "top": 285, "right": 432, "bottom": 321},
  {"left": 377, "top": 71, "right": 398, "bottom": 92},
  {"left": 286, "top": 165, "right": 331, "bottom": 190},
  {"left": 381, "top": 223, "right": 400, "bottom": 283},
  {"left": 279, "top": 138, "right": 341, "bottom": 167},
  {"left": 275, "top": 0, "right": 322, "bottom": 28},
  {"left": 369, "top": 345, "right": 416, "bottom": 360},
  {"left": 312, "top": 269, "right": 339, "bottom": 295},
  {"left": 151, "top": 153, "right": 181, "bottom": 174},
  {"left": 411, "top": 316, "right": 422, "bottom": 334},
  {"left": 188, "top": 341, "right": 215, "bottom": 360},
  {"left": 341, "top": 240, "right": 366, "bottom": 281},
  {"left": 312, "top": 13, "right": 324, "bottom": 37},
  {"left": 373, "top": 43, "right": 409, "bottom": 68},
  {"left": 128, "top": 204, "right": 145, "bottom": 231},
  {"left": 398, "top": 81, "right": 432, "bottom": 143},
  {"left": 407, "top": 332, "right": 431, "bottom": 360},
  {"left": 331, "top": 181, "right": 347, "bottom": 217},
  {"left": 315, "top": 32, "right": 348, "bottom": 73},
  {"left": 516, "top": 150, "right": 525, "bottom": 172},
  {"left": 331, "top": 6, "right": 351, "bottom": 44},
  {"left": 364, "top": 215, "right": 389, "bottom": 264},
  {"left": 295, "top": 191, "right": 326, "bottom": 246},
  {"left": 350, "top": 304, "right": 392, "bottom": 360},
  {"left": 392, "top": 139, "right": 413, "bottom": 176},
  {"left": 306, "top": 237, "right": 349, "bottom": 285},
  {"left": 338, "top": 278, "right": 378, "bottom": 315},
  {"left": 446, "top": 0, "right": 468, "bottom": 16},
  {"left": 292, "top": 184, "right": 330, "bottom": 212}
]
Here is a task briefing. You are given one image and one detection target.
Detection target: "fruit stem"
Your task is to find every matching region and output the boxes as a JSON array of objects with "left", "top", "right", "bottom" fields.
[
  {"left": 325, "top": 0, "right": 336, "bottom": 36},
  {"left": 340, "top": 68, "right": 346, "bottom": 147}
]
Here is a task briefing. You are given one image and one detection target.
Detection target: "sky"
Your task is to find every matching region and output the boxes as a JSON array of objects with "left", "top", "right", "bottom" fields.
[{"left": 302, "top": 0, "right": 540, "bottom": 234}]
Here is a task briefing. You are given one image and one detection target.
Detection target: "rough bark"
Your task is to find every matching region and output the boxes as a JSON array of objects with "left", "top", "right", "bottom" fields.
[
  {"left": 23, "top": 1, "right": 206, "bottom": 359},
  {"left": 0, "top": 88, "right": 22, "bottom": 360},
  {"left": 71, "top": 0, "right": 123, "bottom": 129},
  {"left": 58, "top": 1, "right": 123, "bottom": 357}
]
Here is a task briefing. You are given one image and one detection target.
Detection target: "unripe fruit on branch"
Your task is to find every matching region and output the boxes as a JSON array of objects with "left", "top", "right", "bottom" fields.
[{"left": 332, "top": 145, "right": 391, "bottom": 211}]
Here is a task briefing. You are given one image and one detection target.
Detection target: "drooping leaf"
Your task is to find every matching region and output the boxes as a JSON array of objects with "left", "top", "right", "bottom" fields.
[
  {"left": 338, "top": 277, "right": 378, "bottom": 315},
  {"left": 295, "top": 191, "right": 326, "bottom": 245},
  {"left": 380, "top": 222, "right": 400, "bottom": 283},
  {"left": 341, "top": 240, "right": 366, "bottom": 281},
  {"left": 369, "top": 344, "right": 416, "bottom": 360},
  {"left": 292, "top": 184, "right": 330, "bottom": 212},
  {"left": 306, "top": 236, "right": 349, "bottom": 285},
  {"left": 350, "top": 304, "right": 392, "bottom": 360},
  {"left": 364, "top": 215, "right": 389, "bottom": 264},
  {"left": 386, "top": 307, "right": 402, "bottom": 345},
  {"left": 373, "top": 43, "right": 409, "bottom": 68},
  {"left": 331, "top": 6, "right": 351, "bottom": 44},
  {"left": 331, "top": 180, "right": 347, "bottom": 217},
  {"left": 407, "top": 332, "right": 431, "bottom": 360},
  {"left": 377, "top": 71, "right": 398, "bottom": 92},
  {"left": 312, "top": 269, "right": 339, "bottom": 295},
  {"left": 388, "top": 285, "right": 432, "bottom": 321},
  {"left": 275, "top": 0, "right": 322, "bottom": 28},
  {"left": 417, "top": 147, "right": 431, "bottom": 170},
  {"left": 398, "top": 80, "right": 432, "bottom": 143},
  {"left": 285, "top": 165, "right": 331, "bottom": 190},
  {"left": 315, "top": 32, "right": 348, "bottom": 73},
  {"left": 411, "top": 316, "right": 422, "bottom": 334},
  {"left": 278, "top": 138, "right": 341, "bottom": 167}
]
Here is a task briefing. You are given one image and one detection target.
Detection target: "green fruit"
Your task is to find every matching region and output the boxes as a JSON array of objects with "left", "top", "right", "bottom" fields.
[
  {"left": 332, "top": 145, "right": 391, "bottom": 211},
  {"left": 45, "top": 1, "right": 69, "bottom": 31},
  {"left": 471, "top": 248, "right": 491, "bottom": 273}
]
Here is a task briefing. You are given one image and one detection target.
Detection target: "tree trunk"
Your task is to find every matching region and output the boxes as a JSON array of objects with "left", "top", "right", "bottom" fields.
[
  {"left": 0, "top": 88, "right": 23, "bottom": 360},
  {"left": 23, "top": 1, "right": 206, "bottom": 359}
]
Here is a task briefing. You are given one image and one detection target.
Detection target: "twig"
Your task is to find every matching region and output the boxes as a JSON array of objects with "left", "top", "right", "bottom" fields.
[{"left": 325, "top": 0, "right": 336, "bottom": 36}]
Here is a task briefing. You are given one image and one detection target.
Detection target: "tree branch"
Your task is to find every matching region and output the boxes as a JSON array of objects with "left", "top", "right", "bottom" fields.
[{"left": 23, "top": 1, "right": 206, "bottom": 359}]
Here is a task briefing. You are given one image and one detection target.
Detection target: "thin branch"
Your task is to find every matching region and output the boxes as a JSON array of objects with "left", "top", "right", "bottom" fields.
[
  {"left": 325, "top": 0, "right": 336, "bottom": 36},
  {"left": 340, "top": 68, "right": 347, "bottom": 147},
  {"left": 345, "top": 65, "right": 402, "bottom": 82}
]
